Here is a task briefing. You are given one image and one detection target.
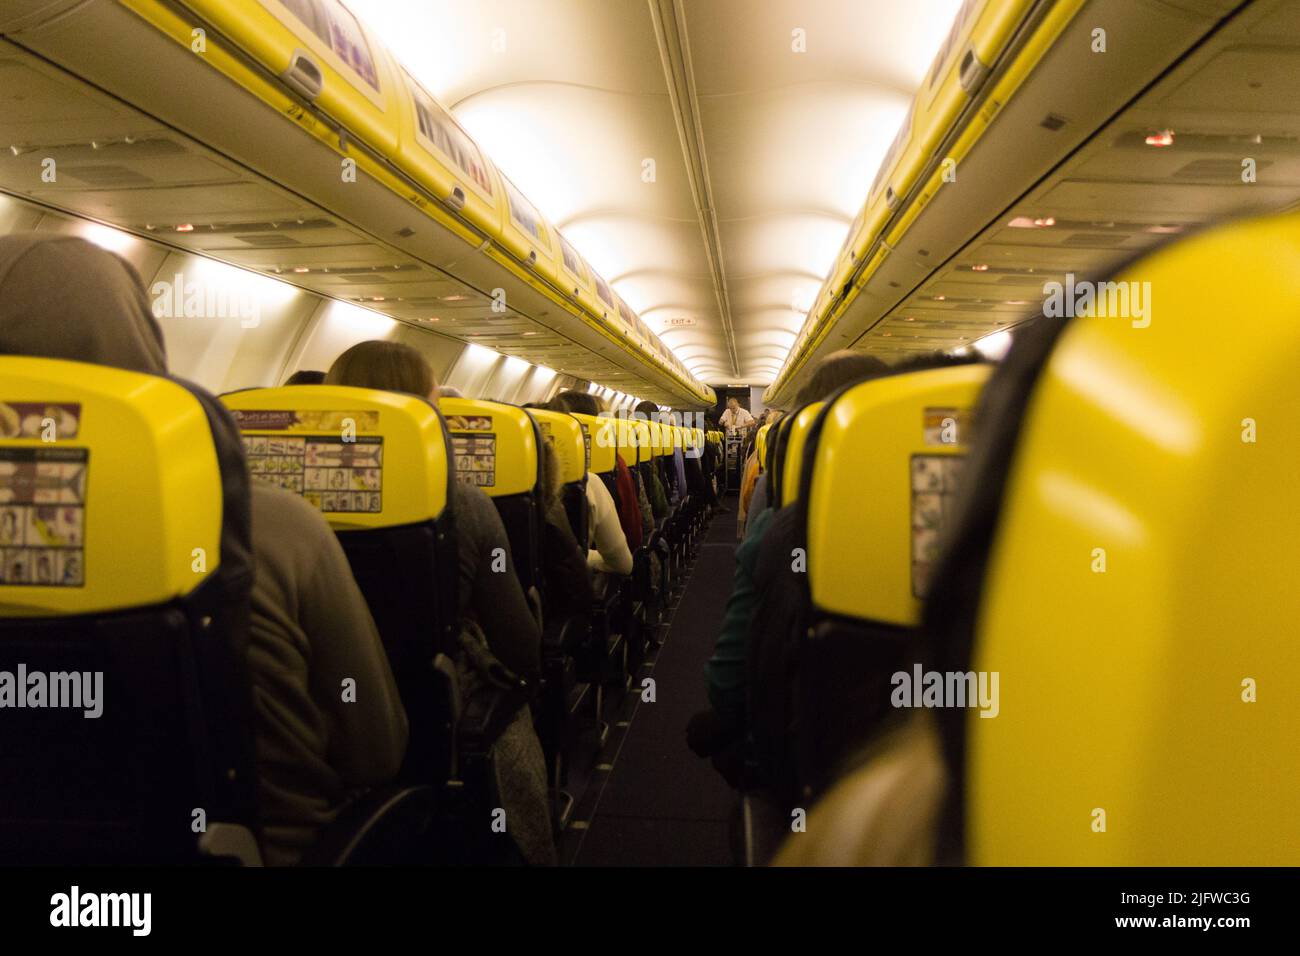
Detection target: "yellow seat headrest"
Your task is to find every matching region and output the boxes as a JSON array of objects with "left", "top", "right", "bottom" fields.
[
  {"left": 2, "top": 357, "right": 222, "bottom": 616},
  {"left": 527, "top": 408, "right": 585, "bottom": 485},
  {"left": 807, "top": 363, "right": 990, "bottom": 627},
  {"left": 440, "top": 398, "right": 539, "bottom": 497},
  {"left": 223, "top": 385, "right": 449, "bottom": 528},
  {"left": 779, "top": 402, "right": 824, "bottom": 508},
  {"left": 632, "top": 419, "right": 652, "bottom": 464},
  {"left": 567, "top": 412, "right": 617, "bottom": 474},
  {"left": 966, "top": 210, "right": 1300, "bottom": 866}
]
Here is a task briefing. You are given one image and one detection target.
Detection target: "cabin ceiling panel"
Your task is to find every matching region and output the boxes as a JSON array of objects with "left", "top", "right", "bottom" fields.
[{"left": 349, "top": 0, "right": 963, "bottom": 386}]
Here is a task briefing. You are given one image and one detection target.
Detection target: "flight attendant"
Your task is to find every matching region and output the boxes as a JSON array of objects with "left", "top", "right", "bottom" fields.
[{"left": 719, "top": 396, "right": 755, "bottom": 434}]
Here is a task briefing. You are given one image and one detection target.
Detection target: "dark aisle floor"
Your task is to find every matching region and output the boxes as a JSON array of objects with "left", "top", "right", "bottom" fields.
[{"left": 570, "top": 504, "right": 741, "bottom": 866}]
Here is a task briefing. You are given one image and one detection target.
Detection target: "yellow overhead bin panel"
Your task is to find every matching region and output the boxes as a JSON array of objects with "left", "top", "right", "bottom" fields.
[
  {"left": 180, "top": 0, "right": 401, "bottom": 156},
  {"left": 395, "top": 68, "right": 501, "bottom": 237},
  {"left": 527, "top": 408, "right": 586, "bottom": 485},
  {"left": 0, "top": 358, "right": 222, "bottom": 617},
  {"left": 968, "top": 211, "right": 1300, "bottom": 866},
  {"left": 497, "top": 172, "right": 560, "bottom": 285},
  {"left": 806, "top": 364, "right": 989, "bottom": 627},
  {"left": 767, "top": 0, "right": 1069, "bottom": 403},
  {"left": 568, "top": 412, "right": 616, "bottom": 475},
  {"left": 440, "top": 398, "right": 538, "bottom": 497},
  {"left": 554, "top": 232, "right": 605, "bottom": 322},
  {"left": 222, "top": 385, "right": 449, "bottom": 530}
]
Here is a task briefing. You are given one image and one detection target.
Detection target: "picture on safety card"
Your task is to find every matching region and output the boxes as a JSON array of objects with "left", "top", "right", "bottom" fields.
[
  {"left": 451, "top": 433, "right": 497, "bottom": 488},
  {"left": 0, "top": 446, "right": 88, "bottom": 587},
  {"left": 910, "top": 453, "right": 965, "bottom": 598},
  {"left": 241, "top": 433, "right": 383, "bottom": 514}
]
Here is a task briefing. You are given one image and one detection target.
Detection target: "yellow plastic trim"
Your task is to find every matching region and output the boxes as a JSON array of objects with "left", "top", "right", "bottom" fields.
[
  {"left": 528, "top": 408, "right": 585, "bottom": 485},
  {"left": 222, "top": 385, "right": 447, "bottom": 529},
  {"left": 439, "top": 398, "right": 538, "bottom": 497},
  {"left": 1, "top": 358, "right": 221, "bottom": 616},
  {"left": 807, "top": 364, "right": 990, "bottom": 626},
  {"left": 969, "top": 211, "right": 1300, "bottom": 865}
]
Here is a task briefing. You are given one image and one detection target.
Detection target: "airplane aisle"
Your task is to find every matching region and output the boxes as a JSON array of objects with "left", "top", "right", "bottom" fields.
[{"left": 570, "top": 503, "right": 741, "bottom": 866}]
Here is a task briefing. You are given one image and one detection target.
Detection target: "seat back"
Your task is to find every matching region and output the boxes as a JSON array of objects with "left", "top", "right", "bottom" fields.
[
  {"left": 529, "top": 407, "right": 588, "bottom": 545},
  {"left": 441, "top": 398, "right": 543, "bottom": 599},
  {"left": 754, "top": 422, "right": 772, "bottom": 471},
  {"left": 925, "top": 211, "right": 1300, "bottom": 865},
  {"left": 1, "top": 357, "right": 256, "bottom": 863},
  {"left": 773, "top": 402, "right": 822, "bottom": 509},
  {"left": 569, "top": 411, "right": 617, "bottom": 478},
  {"left": 795, "top": 363, "right": 989, "bottom": 797},
  {"left": 613, "top": 413, "right": 640, "bottom": 472},
  {"left": 222, "top": 385, "right": 456, "bottom": 781},
  {"left": 632, "top": 419, "right": 652, "bottom": 465}
]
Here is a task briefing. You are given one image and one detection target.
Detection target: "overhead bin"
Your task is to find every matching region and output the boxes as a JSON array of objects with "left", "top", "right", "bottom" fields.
[
  {"left": 770, "top": 0, "right": 1042, "bottom": 404},
  {"left": 0, "top": 0, "right": 713, "bottom": 407},
  {"left": 765, "top": 0, "right": 1242, "bottom": 407},
  {"left": 182, "top": 0, "right": 401, "bottom": 156},
  {"left": 396, "top": 68, "right": 501, "bottom": 238}
]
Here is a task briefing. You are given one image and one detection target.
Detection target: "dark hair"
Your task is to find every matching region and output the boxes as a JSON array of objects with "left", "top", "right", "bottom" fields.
[
  {"left": 551, "top": 390, "right": 600, "bottom": 416},
  {"left": 284, "top": 369, "right": 326, "bottom": 386},
  {"left": 794, "top": 350, "right": 890, "bottom": 406}
]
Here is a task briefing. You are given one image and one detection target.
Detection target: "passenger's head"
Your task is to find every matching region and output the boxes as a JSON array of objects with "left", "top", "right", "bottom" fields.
[
  {"left": 0, "top": 234, "right": 167, "bottom": 374},
  {"left": 635, "top": 400, "right": 661, "bottom": 422},
  {"left": 794, "top": 350, "right": 890, "bottom": 406},
  {"left": 726, "top": 396, "right": 740, "bottom": 410},
  {"left": 325, "top": 340, "right": 436, "bottom": 402},
  {"left": 551, "top": 390, "right": 600, "bottom": 417},
  {"left": 284, "top": 369, "right": 326, "bottom": 386},
  {"left": 438, "top": 385, "right": 463, "bottom": 399}
]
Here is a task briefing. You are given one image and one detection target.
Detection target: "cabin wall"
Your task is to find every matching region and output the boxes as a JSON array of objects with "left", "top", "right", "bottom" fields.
[{"left": 0, "top": 191, "right": 609, "bottom": 402}]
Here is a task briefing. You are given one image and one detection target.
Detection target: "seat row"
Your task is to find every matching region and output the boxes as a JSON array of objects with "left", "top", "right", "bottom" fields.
[
  {"left": 732, "top": 209, "right": 1299, "bottom": 866},
  {"left": 0, "top": 365, "right": 716, "bottom": 864}
]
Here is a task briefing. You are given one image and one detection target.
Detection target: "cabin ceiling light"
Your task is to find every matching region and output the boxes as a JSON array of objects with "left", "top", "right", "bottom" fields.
[
  {"left": 1144, "top": 129, "right": 1175, "bottom": 147},
  {"left": 175, "top": 223, "right": 194, "bottom": 233}
]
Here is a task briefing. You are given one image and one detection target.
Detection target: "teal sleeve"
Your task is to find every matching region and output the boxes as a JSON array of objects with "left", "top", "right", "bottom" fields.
[{"left": 703, "top": 506, "right": 775, "bottom": 722}]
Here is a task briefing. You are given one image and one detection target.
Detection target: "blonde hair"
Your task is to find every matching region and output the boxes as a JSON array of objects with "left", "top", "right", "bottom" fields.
[{"left": 325, "top": 340, "right": 435, "bottom": 398}]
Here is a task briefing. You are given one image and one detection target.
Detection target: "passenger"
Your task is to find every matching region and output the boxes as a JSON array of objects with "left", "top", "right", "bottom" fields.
[
  {"left": 324, "top": 340, "right": 556, "bottom": 865},
  {"left": 687, "top": 351, "right": 889, "bottom": 784},
  {"left": 549, "top": 391, "right": 634, "bottom": 580},
  {"left": 284, "top": 369, "right": 326, "bottom": 385},
  {"left": 438, "top": 385, "right": 463, "bottom": 398},
  {"left": 719, "top": 396, "right": 755, "bottom": 434},
  {"left": 538, "top": 435, "right": 593, "bottom": 631},
  {"left": 0, "top": 234, "right": 407, "bottom": 867}
]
